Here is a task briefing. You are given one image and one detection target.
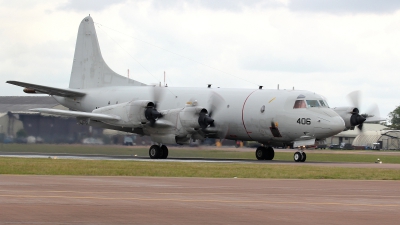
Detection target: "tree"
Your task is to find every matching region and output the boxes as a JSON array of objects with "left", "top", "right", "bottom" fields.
[
  {"left": 16, "top": 129, "right": 27, "bottom": 138},
  {"left": 388, "top": 105, "right": 400, "bottom": 130}
]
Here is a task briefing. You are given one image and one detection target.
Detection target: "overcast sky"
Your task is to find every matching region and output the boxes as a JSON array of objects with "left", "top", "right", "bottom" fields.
[{"left": 1, "top": 0, "right": 400, "bottom": 120}]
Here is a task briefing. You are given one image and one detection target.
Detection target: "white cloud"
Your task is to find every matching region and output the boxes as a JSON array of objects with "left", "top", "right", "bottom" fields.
[
  {"left": 59, "top": 0, "right": 126, "bottom": 12},
  {"left": 1, "top": 0, "right": 400, "bottom": 118},
  {"left": 288, "top": 0, "right": 400, "bottom": 14}
]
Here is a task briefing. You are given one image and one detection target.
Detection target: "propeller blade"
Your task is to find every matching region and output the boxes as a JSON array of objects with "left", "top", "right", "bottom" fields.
[
  {"left": 347, "top": 90, "right": 361, "bottom": 109},
  {"left": 207, "top": 92, "right": 225, "bottom": 117},
  {"left": 151, "top": 86, "right": 165, "bottom": 108},
  {"left": 365, "top": 103, "right": 379, "bottom": 118},
  {"left": 357, "top": 123, "right": 363, "bottom": 131},
  {"left": 217, "top": 123, "right": 229, "bottom": 141},
  {"left": 143, "top": 85, "right": 166, "bottom": 127}
]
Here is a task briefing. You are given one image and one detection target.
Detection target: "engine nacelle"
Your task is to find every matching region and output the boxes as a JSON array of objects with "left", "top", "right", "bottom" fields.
[
  {"left": 179, "top": 107, "right": 205, "bottom": 131},
  {"left": 92, "top": 100, "right": 153, "bottom": 127},
  {"left": 147, "top": 106, "right": 207, "bottom": 145}
]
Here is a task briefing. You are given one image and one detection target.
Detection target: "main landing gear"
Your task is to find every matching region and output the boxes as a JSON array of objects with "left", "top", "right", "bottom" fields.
[
  {"left": 149, "top": 144, "right": 169, "bottom": 159},
  {"left": 293, "top": 151, "right": 306, "bottom": 162},
  {"left": 255, "top": 146, "right": 275, "bottom": 160}
]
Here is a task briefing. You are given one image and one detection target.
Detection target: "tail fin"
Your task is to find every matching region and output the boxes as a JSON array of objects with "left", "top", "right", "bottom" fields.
[{"left": 69, "top": 16, "right": 146, "bottom": 89}]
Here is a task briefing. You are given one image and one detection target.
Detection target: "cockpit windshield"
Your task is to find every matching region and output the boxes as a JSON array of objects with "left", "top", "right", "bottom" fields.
[
  {"left": 293, "top": 99, "right": 330, "bottom": 109},
  {"left": 320, "top": 100, "right": 329, "bottom": 107},
  {"left": 293, "top": 100, "right": 306, "bottom": 109},
  {"left": 306, "top": 100, "right": 320, "bottom": 108}
]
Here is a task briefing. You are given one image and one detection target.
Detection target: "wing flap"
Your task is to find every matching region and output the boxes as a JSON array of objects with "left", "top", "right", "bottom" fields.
[
  {"left": 29, "top": 108, "right": 120, "bottom": 121},
  {"left": 7, "top": 81, "right": 86, "bottom": 97}
]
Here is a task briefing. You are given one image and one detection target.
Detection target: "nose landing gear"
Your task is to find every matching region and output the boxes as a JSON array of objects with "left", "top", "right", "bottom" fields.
[{"left": 255, "top": 146, "right": 275, "bottom": 160}]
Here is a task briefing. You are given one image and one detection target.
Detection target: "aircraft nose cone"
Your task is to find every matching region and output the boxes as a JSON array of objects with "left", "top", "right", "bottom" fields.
[{"left": 331, "top": 116, "right": 345, "bottom": 134}]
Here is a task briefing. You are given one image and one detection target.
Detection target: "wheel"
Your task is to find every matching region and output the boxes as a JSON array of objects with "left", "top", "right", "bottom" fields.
[
  {"left": 265, "top": 146, "right": 275, "bottom": 160},
  {"left": 293, "top": 152, "right": 302, "bottom": 162},
  {"left": 160, "top": 145, "right": 169, "bottom": 159},
  {"left": 149, "top": 145, "right": 161, "bottom": 159},
  {"left": 255, "top": 146, "right": 266, "bottom": 160},
  {"left": 300, "top": 152, "right": 306, "bottom": 162}
]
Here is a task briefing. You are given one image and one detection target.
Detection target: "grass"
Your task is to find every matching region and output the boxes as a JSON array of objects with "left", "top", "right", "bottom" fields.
[
  {"left": 1, "top": 144, "right": 400, "bottom": 164},
  {"left": 1, "top": 157, "right": 400, "bottom": 180},
  {"left": 1, "top": 144, "right": 400, "bottom": 180}
]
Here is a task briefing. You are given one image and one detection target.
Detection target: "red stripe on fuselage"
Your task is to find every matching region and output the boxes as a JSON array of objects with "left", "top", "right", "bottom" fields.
[{"left": 241, "top": 90, "right": 257, "bottom": 140}]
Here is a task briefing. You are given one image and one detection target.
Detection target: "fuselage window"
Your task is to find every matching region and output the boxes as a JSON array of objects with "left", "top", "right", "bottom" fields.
[
  {"left": 306, "top": 100, "right": 320, "bottom": 108},
  {"left": 293, "top": 100, "right": 306, "bottom": 109}
]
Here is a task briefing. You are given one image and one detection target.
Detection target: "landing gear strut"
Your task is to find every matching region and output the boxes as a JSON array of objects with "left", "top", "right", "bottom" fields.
[
  {"left": 294, "top": 151, "right": 306, "bottom": 162},
  {"left": 255, "top": 146, "right": 274, "bottom": 160},
  {"left": 149, "top": 144, "right": 169, "bottom": 159}
]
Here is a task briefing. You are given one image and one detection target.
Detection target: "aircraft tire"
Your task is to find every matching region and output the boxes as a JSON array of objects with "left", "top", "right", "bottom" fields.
[
  {"left": 293, "top": 152, "right": 302, "bottom": 162},
  {"left": 149, "top": 145, "right": 161, "bottom": 159},
  {"left": 160, "top": 145, "right": 169, "bottom": 159},
  {"left": 255, "top": 147, "right": 266, "bottom": 160},
  {"left": 300, "top": 152, "right": 306, "bottom": 162},
  {"left": 265, "top": 146, "right": 275, "bottom": 160}
]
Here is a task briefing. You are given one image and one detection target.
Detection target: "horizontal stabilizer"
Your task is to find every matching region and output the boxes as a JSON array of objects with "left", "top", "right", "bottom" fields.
[
  {"left": 7, "top": 81, "right": 86, "bottom": 97},
  {"left": 29, "top": 108, "right": 120, "bottom": 121}
]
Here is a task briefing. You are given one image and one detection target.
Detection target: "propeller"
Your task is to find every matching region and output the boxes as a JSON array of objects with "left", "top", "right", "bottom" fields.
[
  {"left": 198, "top": 109, "right": 214, "bottom": 129},
  {"left": 349, "top": 108, "right": 366, "bottom": 131},
  {"left": 347, "top": 91, "right": 380, "bottom": 131},
  {"left": 144, "top": 86, "right": 165, "bottom": 127},
  {"left": 199, "top": 92, "right": 229, "bottom": 139}
]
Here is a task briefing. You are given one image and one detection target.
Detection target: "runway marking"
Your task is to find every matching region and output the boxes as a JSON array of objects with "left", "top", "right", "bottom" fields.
[
  {"left": 0, "top": 194, "right": 398, "bottom": 208},
  {"left": 1, "top": 189, "right": 400, "bottom": 199}
]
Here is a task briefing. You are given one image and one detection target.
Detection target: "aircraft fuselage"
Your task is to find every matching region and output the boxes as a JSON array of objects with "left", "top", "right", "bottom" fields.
[{"left": 54, "top": 86, "right": 345, "bottom": 145}]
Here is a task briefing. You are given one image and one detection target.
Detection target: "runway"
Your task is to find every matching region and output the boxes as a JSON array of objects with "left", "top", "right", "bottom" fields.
[
  {"left": 1, "top": 152, "right": 400, "bottom": 169},
  {"left": 0, "top": 175, "right": 399, "bottom": 224}
]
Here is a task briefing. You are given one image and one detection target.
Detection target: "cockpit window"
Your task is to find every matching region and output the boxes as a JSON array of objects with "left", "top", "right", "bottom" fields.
[
  {"left": 306, "top": 100, "right": 320, "bottom": 108},
  {"left": 319, "top": 100, "right": 326, "bottom": 107},
  {"left": 293, "top": 100, "right": 306, "bottom": 109}
]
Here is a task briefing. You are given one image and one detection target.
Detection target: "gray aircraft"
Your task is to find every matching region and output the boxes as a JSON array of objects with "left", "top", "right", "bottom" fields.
[{"left": 7, "top": 16, "right": 375, "bottom": 162}]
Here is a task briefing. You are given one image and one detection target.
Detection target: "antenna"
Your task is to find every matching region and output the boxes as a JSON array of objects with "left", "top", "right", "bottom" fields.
[
  {"left": 277, "top": 84, "right": 280, "bottom": 90},
  {"left": 127, "top": 69, "right": 129, "bottom": 78},
  {"left": 164, "top": 71, "right": 166, "bottom": 87}
]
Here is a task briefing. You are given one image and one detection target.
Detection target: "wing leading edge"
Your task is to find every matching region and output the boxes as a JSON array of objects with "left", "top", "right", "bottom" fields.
[
  {"left": 30, "top": 108, "right": 120, "bottom": 121},
  {"left": 7, "top": 81, "right": 86, "bottom": 97}
]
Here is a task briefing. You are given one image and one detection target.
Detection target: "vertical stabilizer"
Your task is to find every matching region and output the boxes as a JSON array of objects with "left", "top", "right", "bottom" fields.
[{"left": 69, "top": 16, "right": 146, "bottom": 89}]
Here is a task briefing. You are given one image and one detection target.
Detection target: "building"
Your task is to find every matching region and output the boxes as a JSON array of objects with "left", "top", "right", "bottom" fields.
[
  {"left": 326, "top": 124, "right": 388, "bottom": 146},
  {"left": 353, "top": 130, "right": 400, "bottom": 150},
  {"left": 0, "top": 96, "right": 101, "bottom": 143}
]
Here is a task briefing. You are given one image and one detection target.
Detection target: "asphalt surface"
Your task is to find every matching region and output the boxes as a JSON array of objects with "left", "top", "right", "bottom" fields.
[{"left": 0, "top": 176, "right": 399, "bottom": 224}]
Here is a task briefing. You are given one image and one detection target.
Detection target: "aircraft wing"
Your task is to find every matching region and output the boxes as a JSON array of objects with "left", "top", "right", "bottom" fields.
[
  {"left": 29, "top": 108, "right": 120, "bottom": 121},
  {"left": 6, "top": 81, "right": 86, "bottom": 97},
  {"left": 365, "top": 117, "right": 386, "bottom": 123}
]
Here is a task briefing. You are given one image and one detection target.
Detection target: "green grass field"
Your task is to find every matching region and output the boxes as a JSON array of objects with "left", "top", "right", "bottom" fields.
[
  {"left": 1, "top": 157, "right": 400, "bottom": 180},
  {"left": 1, "top": 144, "right": 400, "bottom": 163},
  {"left": 1, "top": 144, "right": 400, "bottom": 180}
]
